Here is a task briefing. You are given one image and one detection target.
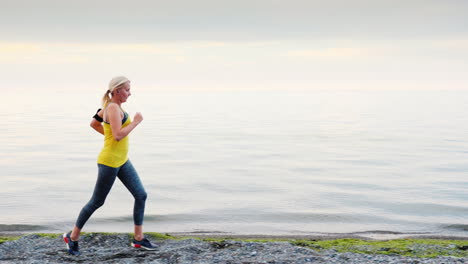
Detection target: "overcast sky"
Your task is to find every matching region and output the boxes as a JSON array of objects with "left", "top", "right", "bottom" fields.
[{"left": 1, "top": 0, "right": 467, "bottom": 91}]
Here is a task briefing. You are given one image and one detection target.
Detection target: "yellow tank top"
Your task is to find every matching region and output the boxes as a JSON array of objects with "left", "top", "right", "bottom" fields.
[{"left": 97, "top": 112, "right": 131, "bottom": 168}]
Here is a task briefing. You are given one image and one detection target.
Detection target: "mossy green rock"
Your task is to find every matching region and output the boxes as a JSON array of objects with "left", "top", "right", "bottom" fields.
[{"left": 291, "top": 238, "right": 468, "bottom": 258}]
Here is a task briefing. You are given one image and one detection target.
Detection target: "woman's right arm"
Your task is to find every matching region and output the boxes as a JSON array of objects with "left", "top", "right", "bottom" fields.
[
  {"left": 90, "top": 109, "right": 104, "bottom": 135},
  {"left": 107, "top": 103, "right": 143, "bottom": 141}
]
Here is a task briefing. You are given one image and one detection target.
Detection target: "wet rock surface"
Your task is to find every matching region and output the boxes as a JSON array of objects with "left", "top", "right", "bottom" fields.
[{"left": 0, "top": 234, "right": 467, "bottom": 263}]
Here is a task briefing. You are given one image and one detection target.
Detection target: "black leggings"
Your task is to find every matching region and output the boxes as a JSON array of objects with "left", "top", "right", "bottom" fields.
[{"left": 75, "top": 160, "right": 147, "bottom": 229}]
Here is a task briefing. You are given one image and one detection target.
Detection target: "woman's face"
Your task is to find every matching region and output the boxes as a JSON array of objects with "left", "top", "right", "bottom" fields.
[{"left": 115, "top": 82, "right": 131, "bottom": 102}]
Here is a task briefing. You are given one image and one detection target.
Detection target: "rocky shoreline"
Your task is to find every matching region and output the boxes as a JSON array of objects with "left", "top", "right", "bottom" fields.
[{"left": 1, "top": 233, "right": 467, "bottom": 264}]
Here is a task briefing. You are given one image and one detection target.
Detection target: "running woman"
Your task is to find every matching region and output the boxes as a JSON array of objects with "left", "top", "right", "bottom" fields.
[{"left": 63, "top": 76, "right": 156, "bottom": 255}]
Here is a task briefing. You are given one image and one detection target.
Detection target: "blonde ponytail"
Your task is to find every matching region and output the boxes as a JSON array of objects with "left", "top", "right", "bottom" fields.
[{"left": 101, "top": 90, "right": 112, "bottom": 107}]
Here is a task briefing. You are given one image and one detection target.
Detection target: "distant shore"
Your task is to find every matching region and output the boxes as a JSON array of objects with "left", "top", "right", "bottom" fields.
[{"left": 167, "top": 231, "right": 468, "bottom": 241}]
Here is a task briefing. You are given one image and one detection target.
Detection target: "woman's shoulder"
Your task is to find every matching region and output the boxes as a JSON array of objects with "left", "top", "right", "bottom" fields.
[
  {"left": 106, "top": 102, "right": 123, "bottom": 112},
  {"left": 106, "top": 102, "right": 119, "bottom": 108}
]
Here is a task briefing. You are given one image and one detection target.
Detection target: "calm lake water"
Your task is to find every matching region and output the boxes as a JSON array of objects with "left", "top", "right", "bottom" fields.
[{"left": 1, "top": 90, "right": 468, "bottom": 237}]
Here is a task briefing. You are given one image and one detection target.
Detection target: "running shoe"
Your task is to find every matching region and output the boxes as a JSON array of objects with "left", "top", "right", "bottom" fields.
[
  {"left": 63, "top": 232, "right": 80, "bottom": 256},
  {"left": 131, "top": 237, "right": 157, "bottom": 250}
]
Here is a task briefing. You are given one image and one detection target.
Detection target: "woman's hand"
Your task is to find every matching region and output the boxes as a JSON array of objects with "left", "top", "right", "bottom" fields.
[
  {"left": 133, "top": 112, "right": 143, "bottom": 125},
  {"left": 90, "top": 118, "right": 104, "bottom": 135}
]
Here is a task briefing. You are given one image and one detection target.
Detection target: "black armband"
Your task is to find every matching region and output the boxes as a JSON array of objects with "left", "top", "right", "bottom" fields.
[{"left": 93, "top": 108, "right": 103, "bottom": 122}]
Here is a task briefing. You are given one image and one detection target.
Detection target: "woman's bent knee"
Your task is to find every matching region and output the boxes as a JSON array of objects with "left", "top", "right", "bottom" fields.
[
  {"left": 136, "top": 192, "right": 147, "bottom": 202},
  {"left": 88, "top": 199, "right": 105, "bottom": 210}
]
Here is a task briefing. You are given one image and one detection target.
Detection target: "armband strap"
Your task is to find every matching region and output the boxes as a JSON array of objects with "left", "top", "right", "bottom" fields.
[{"left": 93, "top": 108, "right": 103, "bottom": 122}]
